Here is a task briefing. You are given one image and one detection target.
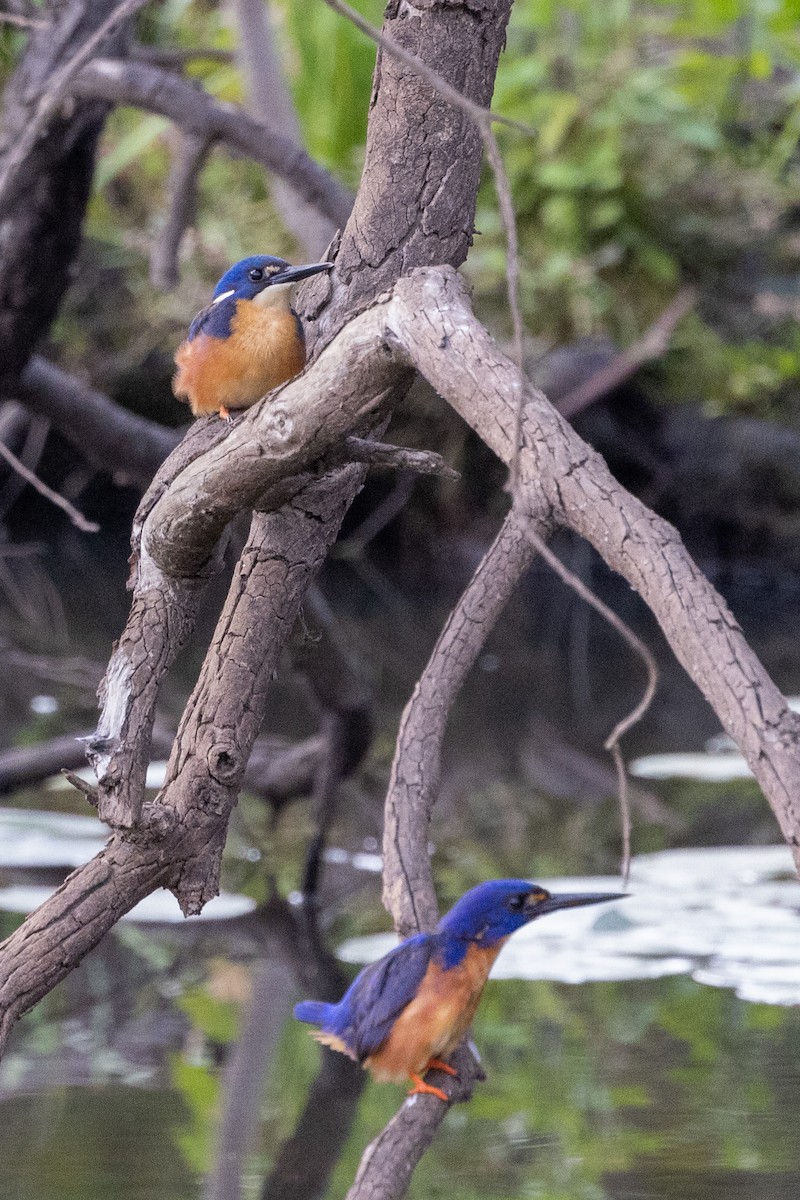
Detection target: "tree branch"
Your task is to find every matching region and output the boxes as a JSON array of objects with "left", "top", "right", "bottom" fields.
[
  {"left": 17, "top": 355, "right": 179, "bottom": 489},
  {"left": 341, "top": 437, "right": 458, "bottom": 479},
  {"left": 150, "top": 129, "right": 210, "bottom": 291},
  {"left": 84, "top": 266, "right": 800, "bottom": 868},
  {"left": 74, "top": 57, "right": 354, "bottom": 229},
  {"left": 0, "top": 0, "right": 151, "bottom": 209},
  {"left": 557, "top": 287, "right": 697, "bottom": 419},
  {"left": 388, "top": 267, "right": 800, "bottom": 865},
  {"left": 0, "top": 436, "right": 99, "bottom": 531},
  {"left": 383, "top": 506, "right": 541, "bottom": 939}
]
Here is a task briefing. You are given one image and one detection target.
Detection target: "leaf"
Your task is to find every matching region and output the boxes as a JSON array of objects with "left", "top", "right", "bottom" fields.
[
  {"left": 539, "top": 93, "right": 581, "bottom": 155},
  {"left": 94, "top": 115, "right": 170, "bottom": 192}
]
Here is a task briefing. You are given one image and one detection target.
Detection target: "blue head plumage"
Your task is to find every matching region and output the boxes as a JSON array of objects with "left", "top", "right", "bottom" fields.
[
  {"left": 187, "top": 255, "right": 334, "bottom": 341},
  {"left": 435, "top": 878, "right": 624, "bottom": 965}
]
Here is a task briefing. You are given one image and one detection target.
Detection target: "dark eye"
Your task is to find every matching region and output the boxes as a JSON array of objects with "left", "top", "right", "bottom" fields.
[
  {"left": 248, "top": 267, "right": 264, "bottom": 282},
  {"left": 507, "top": 894, "right": 527, "bottom": 912}
]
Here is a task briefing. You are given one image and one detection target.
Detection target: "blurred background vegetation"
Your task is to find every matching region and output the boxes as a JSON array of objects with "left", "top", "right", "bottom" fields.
[{"left": 2, "top": 0, "right": 798, "bottom": 422}]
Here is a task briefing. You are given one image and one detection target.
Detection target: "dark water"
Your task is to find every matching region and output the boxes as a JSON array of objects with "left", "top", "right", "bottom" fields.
[
  {"left": 3, "top": 518, "right": 800, "bottom": 1199},
  {"left": 2, "top": 977, "right": 800, "bottom": 1200},
  {"left": 1, "top": 902, "right": 799, "bottom": 1200}
]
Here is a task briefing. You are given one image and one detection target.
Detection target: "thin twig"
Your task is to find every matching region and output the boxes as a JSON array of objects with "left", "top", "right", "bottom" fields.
[
  {"left": 75, "top": 57, "right": 354, "bottom": 228},
  {"left": 521, "top": 525, "right": 658, "bottom": 882},
  {"left": 609, "top": 744, "right": 631, "bottom": 886},
  {"left": 557, "top": 288, "right": 697, "bottom": 419},
  {"left": 0, "top": 439, "right": 100, "bottom": 532},
  {"left": 0, "top": 0, "right": 151, "bottom": 207},
  {"left": 483, "top": 128, "right": 526, "bottom": 485}
]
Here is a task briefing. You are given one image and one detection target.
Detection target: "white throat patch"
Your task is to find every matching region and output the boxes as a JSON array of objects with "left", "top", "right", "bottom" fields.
[{"left": 252, "top": 281, "right": 294, "bottom": 310}]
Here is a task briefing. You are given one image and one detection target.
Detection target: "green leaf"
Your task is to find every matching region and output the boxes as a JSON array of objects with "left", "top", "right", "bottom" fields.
[{"left": 94, "top": 115, "right": 170, "bottom": 192}]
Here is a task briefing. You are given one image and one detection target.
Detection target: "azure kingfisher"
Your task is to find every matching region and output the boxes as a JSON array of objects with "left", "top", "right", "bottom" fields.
[
  {"left": 295, "top": 878, "right": 624, "bottom": 1101},
  {"left": 173, "top": 255, "right": 333, "bottom": 420}
]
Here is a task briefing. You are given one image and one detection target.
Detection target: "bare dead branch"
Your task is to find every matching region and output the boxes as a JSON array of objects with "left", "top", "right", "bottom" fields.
[
  {"left": 0, "top": 0, "right": 150, "bottom": 208},
  {"left": 388, "top": 267, "right": 800, "bottom": 866},
  {"left": 18, "top": 356, "right": 179, "bottom": 489},
  {"left": 62, "top": 767, "right": 100, "bottom": 803},
  {"left": 342, "top": 437, "right": 459, "bottom": 479},
  {"left": 105, "top": 265, "right": 800, "bottom": 877},
  {"left": 557, "top": 288, "right": 697, "bottom": 419},
  {"left": 344, "top": 1040, "right": 484, "bottom": 1200},
  {"left": 0, "top": 436, "right": 99, "bottom": 531},
  {"left": 150, "top": 130, "right": 210, "bottom": 291},
  {"left": 383, "top": 506, "right": 541, "bottom": 939},
  {"left": 74, "top": 57, "right": 354, "bottom": 229}
]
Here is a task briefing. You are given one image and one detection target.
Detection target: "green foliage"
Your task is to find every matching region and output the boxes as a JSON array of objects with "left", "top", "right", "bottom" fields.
[
  {"left": 467, "top": 0, "right": 800, "bottom": 414},
  {"left": 6, "top": 0, "right": 800, "bottom": 423},
  {"left": 272, "top": 0, "right": 383, "bottom": 177}
]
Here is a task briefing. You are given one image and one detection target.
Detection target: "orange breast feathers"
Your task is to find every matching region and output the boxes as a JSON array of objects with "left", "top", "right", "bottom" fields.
[
  {"left": 173, "top": 302, "right": 306, "bottom": 417},
  {"left": 364, "top": 941, "right": 505, "bottom": 1085}
]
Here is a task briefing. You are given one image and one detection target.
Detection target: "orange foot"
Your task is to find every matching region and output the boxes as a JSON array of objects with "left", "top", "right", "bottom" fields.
[
  {"left": 408, "top": 1073, "right": 449, "bottom": 1103},
  {"left": 426, "top": 1058, "right": 458, "bottom": 1078},
  {"left": 218, "top": 404, "right": 232, "bottom": 422}
]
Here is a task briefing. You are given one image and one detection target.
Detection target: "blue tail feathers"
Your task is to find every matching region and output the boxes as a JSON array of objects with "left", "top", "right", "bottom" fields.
[{"left": 294, "top": 1000, "right": 334, "bottom": 1026}]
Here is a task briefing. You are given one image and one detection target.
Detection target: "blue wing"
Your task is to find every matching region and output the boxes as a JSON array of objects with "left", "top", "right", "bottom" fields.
[
  {"left": 187, "top": 295, "right": 236, "bottom": 341},
  {"left": 332, "top": 932, "right": 435, "bottom": 1061}
]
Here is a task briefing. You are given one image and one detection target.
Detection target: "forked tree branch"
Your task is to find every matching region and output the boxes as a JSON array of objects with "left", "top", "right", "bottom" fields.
[{"left": 81, "top": 266, "right": 800, "bottom": 849}]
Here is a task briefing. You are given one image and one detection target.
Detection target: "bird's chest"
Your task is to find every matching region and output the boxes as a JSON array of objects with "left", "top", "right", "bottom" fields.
[
  {"left": 228, "top": 303, "right": 305, "bottom": 388},
  {"left": 366, "top": 942, "right": 504, "bottom": 1082}
]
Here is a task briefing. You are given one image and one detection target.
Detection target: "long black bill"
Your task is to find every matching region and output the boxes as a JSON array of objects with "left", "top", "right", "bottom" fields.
[
  {"left": 533, "top": 891, "right": 627, "bottom": 916},
  {"left": 272, "top": 261, "right": 334, "bottom": 286}
]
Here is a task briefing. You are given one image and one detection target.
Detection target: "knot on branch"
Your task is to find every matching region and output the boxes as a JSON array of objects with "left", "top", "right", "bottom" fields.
[
  {"left": 140, "top": 801, "right": 178, "bottom": 837},
  {"left": 206, "top": 739, "right": 241, "bottom": 784},
  {"left": 258, "top": 403, "right": 295, "bottom": 449}
]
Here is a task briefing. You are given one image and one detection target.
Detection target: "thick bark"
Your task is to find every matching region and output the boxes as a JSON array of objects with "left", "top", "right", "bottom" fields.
[{"left": 86, "top": 0, "right": 516, "bottom": 836}]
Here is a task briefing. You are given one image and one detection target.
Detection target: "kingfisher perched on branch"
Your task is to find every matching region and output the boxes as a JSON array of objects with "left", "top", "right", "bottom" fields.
[
  {"left": 173, "top": 255, "right": 333, "bottom": 420},
  {"left": 295, "top": 878, "right": 624, "bottom": 1101}
]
